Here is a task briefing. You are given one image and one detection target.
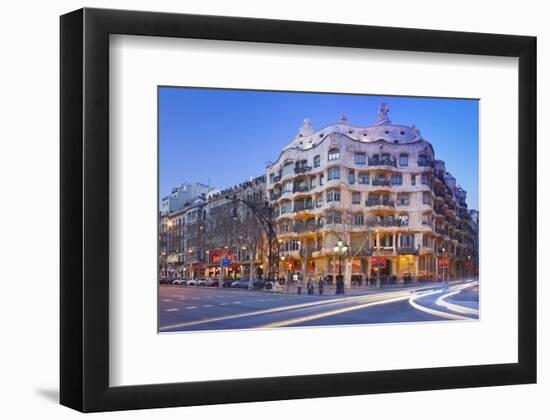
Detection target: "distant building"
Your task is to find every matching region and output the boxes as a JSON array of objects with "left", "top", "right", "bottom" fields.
[{"left": 160, "top": 182, "right": 212, "bottom": 215}]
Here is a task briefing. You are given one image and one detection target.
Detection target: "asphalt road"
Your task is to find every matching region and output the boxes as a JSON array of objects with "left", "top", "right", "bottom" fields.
[{"left": 159, "top": 280, "right": 479, "bottom": 332}]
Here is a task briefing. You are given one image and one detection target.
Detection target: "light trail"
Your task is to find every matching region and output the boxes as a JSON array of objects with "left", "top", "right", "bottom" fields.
[
  {"left": 160, "top": 289, "right": 421, "bottom": 331},
  {"left": 408, "top": 282, "right": 478, "bottom": 321},
  {"left": 258, "top": 291, "right": 417, "bottom": 328}
]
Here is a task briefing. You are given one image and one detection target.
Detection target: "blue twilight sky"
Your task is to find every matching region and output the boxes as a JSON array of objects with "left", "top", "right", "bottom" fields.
[{"left": 159, "top": 87, "right": 479, "bottom": 210}]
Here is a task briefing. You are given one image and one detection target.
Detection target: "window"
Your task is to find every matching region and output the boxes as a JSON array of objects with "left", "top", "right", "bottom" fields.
[
  {"left": 397, "top": 193, "right": 410, "bottom": 206},
  {"left": 411, "top": 174, "right": 416, "bottom": 186},
  {"left": 422, "top": 213, "right": 430, "bottom": 225},
  {"left": 422, "top": 234, "right": 430, "bottom": 247},
  {"left": 400, "top": 234, "right": 415, "bottom": 247},
  {"left": 319, "top": 174, "right": 324, "bottom": 186},
  {"left": 354, "top": 214, "right": 364, "bottom": 225},
  {"left": 310, "top": 177, "right": 316, "bottom": 188},
  {"left": 282, "top": 162, "right": 294, "bottom": 175},
  {"left": 327, "top": 167, "right": 340, "bottom": 180},
  {"left": 326, "top": 189, "right": 341, "bottom": 202},
  {"left": 391, "top": 174, "right": 403, "bottom": 185},
  {"left": 398, "top": 214, "right": 409, "bottom": 226},
  {"left": 422, "top": 191, "right": 431, "bottom": 205},
  {"left": 399, "top": 154, "right": 409, "bottom": 166},
  {"left": 289, "top": 240, "right": 301, "bottom": 251},
  {"left": 313, "top": 155, "right": 321, "bottom": 167},
  {"left": 327, "top": 212, "right": 342, "bottom": 224},
  {"left": 355, "top": 153, "right": 366, "bottom": 165},
  {"left": 328, "top": 148, "right": 340, "bottom": 161},
  {"left": 418, "top": 153, "right": 428, "bottom": 166},
  {"left": 281, "top": 203, "right": 289, "bottom": 214},
  {"left": 421, "top": 174, "right": 429, "bottom": 185},
  {"left": 315, "top": 196, "right": 324, "bottom": 207},
  {"left": 358, "top": 172, "right": 370, "bottom": 184},
  {"left": 283, "top": 181, "right": 292, "bottom": 193},
  {"left": 348, "top": 171, "right": 355, "bottom": 184},
  {"left": 352, "top": 192, "right": 361, "bottom": 204}
]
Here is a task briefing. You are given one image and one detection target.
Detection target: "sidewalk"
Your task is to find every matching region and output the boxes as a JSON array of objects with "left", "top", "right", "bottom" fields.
[{"left": 264, "top": 281, "right": 448, "bottom": 296}]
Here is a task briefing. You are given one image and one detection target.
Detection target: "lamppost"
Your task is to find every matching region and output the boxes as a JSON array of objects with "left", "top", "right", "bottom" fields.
[
  {"left": 441, "top": 247, "right": 447, "bottom": 287},
  {"left": 375, "top": 229, "right": 381, "bottom": 289},
  {"left": 188, "top": 248, "right": 194, "bottom": 282},
  {"left": 467, "top": 254, "right": 471, "bottom": 280},
  {"left": 227, "top": 195, "right": 278, "bottom": 282},
  {"left": 333, "top": 240, "right": 348, "bottom": 295}
]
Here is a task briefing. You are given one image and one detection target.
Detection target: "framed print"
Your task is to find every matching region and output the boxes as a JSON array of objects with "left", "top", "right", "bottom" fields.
[{"left": 60, "top": 8, "right": 536, "bottom": 412}]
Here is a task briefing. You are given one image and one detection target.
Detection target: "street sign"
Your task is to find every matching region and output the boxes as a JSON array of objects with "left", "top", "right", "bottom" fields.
[
  {"left": 438, "top": 258, "right": 449, "bottom": 268},
  {"left": 221, "top": 258, "right": 231, "bottom": 267}
]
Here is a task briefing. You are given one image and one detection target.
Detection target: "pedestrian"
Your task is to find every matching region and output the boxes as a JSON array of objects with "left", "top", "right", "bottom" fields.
[
  {"left": 307, "top": 278, "right": 314, "bottom": 295},
  {"left": 318, "top": 276, "right": 324, "bottom": 295},
  {"left": 296, "top": 276, "right": 302, "bottom": 295}
]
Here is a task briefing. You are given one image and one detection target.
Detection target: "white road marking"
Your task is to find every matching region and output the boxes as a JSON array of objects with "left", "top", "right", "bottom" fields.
[
  {"left": 165, "top": 308, "right": 179, "bottom": 312},
  {"left": 219, "top": 303, "right": 228, "bottom": 306},
  {"left": 185, "top": 306, "right": 197, "bottom": 309},
  {"left": 203, "top": 304, "right": 213, "bottom": 308},
  {"left": 408, "top": 285, "right": 477, "bottom": 321},
  {"left": 232, "top": 301, "right": 242, "bottom": 304},
  {"left": 436, "top": 290, "right": 479, "bottom": 315},
  {"left": 162, "top": 299, "right": 174, "bottom": 302}
]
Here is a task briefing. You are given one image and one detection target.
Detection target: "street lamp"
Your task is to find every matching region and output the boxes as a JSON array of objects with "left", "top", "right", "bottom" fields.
[
  {"left": 441, "top": 247, "right": 447, "bottom": 287},
  {"left": 375, "top": 229, "right": 381, "bottom": 289},
  {"left": 333, "top": 239, "right": 348, "bottom": 295}
]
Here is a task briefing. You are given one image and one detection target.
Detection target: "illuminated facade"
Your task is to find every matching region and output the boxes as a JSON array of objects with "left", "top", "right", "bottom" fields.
[{"left": 266, "top": 105, "right": 478, "bottom": 286}]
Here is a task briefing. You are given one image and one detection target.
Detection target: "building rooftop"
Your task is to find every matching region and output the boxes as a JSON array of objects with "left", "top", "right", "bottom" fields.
[{"left": 285, "top": 102, "right": 425, "bottom": 150}]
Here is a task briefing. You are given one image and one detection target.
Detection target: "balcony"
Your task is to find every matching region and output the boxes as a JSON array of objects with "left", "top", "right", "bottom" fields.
[
  {"left": 372, "top": 178, "right": 391, "bottom": 187},
  {"left": 368, "top": 157, "right": 397, "bottom": 167},
  {"left": 434, "top": 207, "right": 445, "bottom": 216},
  {"left": 294, "top": 221, "right": 322, "bottom": 233},
  {"left": 293, "top": 203, "right": 314, "bottom": 213},
  {"left": 418, "top": 160, "right": 434, "bottom": 168},
  {"left": 368, "top": 217, "right": 401, "bottom": 227},
  {"left": 293, "top": 184, "right": 310, "bottom": 193},
  {"left": 273, "top": 174, "right": 282, "bottom": 183},
  {"left": 294, "top": 165, "right": 312, "bottom": 174},
  {"left": 366, "top": 198, "right": 395, "bottom": 208},
  {"left": 270, "top": 192, "right": 282, "bottom": 200},
  {"left": 397, "top": 246, "right": 418, "bottom": 255}
]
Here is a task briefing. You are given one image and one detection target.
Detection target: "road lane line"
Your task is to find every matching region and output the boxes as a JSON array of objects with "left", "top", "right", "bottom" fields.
[
  {"left": 162, "top": 299, "right": 174, "bottom": 302},
  {"left": 185, "top": 306, "right": 197, "bottom": 309},
  {"left": 160, "top": 290, "right": 412, "bottom": 331},
  {"left": 165, "top": 308, "right": 179, "bottom": 312},
  {"left": 203, "top": 304, "right": 213, "bottom": 308},
  {"left": 232, "top": 301, "right": 242, "bottom": 304}
]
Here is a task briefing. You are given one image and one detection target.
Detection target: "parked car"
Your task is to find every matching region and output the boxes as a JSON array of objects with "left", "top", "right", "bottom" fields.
[
  {"left": 251, "top": 279, "right": 266, "bottom": 289},
  {"left": 230, "top": 279, "right": 242, "bottom": 288},
  {"left": 197, "top": 278, "right": 208, "bottom": 287},
  {"left": 222, "top": 278, "right": 234, "bottom": 288},
  {"left": 237, "top": 279, "right": 251, "bottom": 289},
  {"left": 186, "top": 278, "right": 198, "bottom": 286},
  {"left": 205, "top": 278, "right": 219, "bottom": 287},
  {"left": 171, "top": 278, "right": 187, "bottom": 285}
]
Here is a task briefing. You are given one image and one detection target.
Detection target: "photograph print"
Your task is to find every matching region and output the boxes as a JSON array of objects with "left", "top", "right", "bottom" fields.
[{"left": 158, "top": 87, "right": 479, "bottom": 333}]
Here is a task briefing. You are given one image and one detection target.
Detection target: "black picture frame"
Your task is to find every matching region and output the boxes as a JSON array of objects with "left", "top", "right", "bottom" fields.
[{"left": 60, "top": 7, "right": 537, "bottom": 412}]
